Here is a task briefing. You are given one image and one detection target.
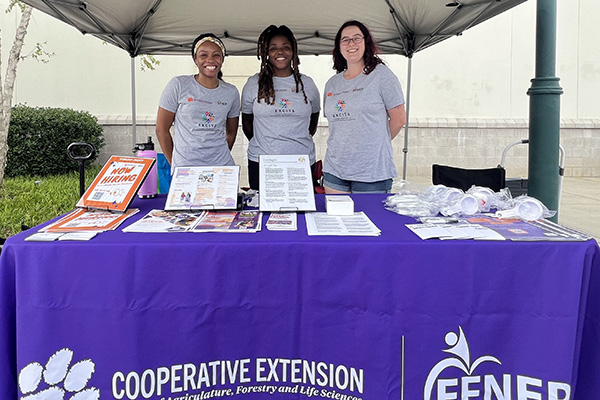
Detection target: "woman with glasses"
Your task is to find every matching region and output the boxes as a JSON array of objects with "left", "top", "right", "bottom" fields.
[
  {"left": 322, "top": 20, "right": 406, "bottom": 194},
  {"left": 241, "top": 25, "right": 321, "bottom": 190}
]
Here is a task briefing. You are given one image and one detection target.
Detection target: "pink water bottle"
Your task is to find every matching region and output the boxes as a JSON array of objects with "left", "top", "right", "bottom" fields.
[{"left": 134, "top": 136, "right": 158, "bottom": 198}]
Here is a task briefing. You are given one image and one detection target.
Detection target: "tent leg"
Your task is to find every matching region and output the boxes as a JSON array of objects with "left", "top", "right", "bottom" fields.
[
  {"left": 402, "top": 56, "right": 413, "bottom": 181},
  {"left": 131, "top": 57, "right": 137, "bottom": 153}
]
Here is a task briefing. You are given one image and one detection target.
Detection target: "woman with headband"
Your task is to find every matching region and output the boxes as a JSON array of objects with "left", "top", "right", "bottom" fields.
[
  {"left": 156, "top": 33, "right": 240, "bottom": 172},
  {"left": 241, "top": 25, "right": 320, "bottom": 190}
]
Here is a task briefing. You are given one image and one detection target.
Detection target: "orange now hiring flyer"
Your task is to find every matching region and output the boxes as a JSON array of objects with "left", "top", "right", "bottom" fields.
[{"left": 76, "top": 155, "right": 155, "bottom": 212}]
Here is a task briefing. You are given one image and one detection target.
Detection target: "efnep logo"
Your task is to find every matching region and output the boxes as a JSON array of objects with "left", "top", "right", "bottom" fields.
[
  {"left": 18, "top": 348, "right": 99, "bottom": 399},
  {"left": 335, "top": 100, "right": 346, "bottom": 112},
  {"left": 202, "top": 111, "right": 215, "bottom": 123},
  {"left": 423, "top": 327, "right": 571, "bottom": 400}
]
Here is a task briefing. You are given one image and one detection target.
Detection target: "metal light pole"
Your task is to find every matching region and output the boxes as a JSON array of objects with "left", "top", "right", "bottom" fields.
[{"left": 527, "top": 0, "right": 563, "bottom": 222}]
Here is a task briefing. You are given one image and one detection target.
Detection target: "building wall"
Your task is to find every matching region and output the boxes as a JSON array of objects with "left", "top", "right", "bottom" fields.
[
  {"left": 99, "top": 117, "right": 600, "bottom": 187},
  {"left": 2, "top": 0, "right": 599, "bottom": 180}
]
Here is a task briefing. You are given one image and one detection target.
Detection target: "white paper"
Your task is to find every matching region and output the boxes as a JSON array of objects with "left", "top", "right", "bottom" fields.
[
  {"left": 259, "top": 155, "right": 316, "bottom": 212},
  {"left": 326, "top": 195, "right": 354, "bottom": 216},
  {"left": 25, "top": 232, "right": 65, "bottom": 242},
  {"left": 166, "top": 166, "right": 239, "bottom": 210},
  {"left": 305, "top": 212, "right": 381, "bottom": 236},
  {"left": 406, "top": 223, "right": 506, "bottom": 241},
  {"left": 58, "top": 232, "right": 99, "bottom": 241}
]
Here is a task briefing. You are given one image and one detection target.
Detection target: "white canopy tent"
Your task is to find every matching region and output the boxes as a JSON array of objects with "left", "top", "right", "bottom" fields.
[{"left": 20, "top": 0, "right": 528, "bottom": 178}]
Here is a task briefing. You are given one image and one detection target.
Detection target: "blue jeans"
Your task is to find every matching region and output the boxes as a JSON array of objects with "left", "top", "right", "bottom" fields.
[{"left": 323, "top": 172, "right": 393, "bottom": 193}]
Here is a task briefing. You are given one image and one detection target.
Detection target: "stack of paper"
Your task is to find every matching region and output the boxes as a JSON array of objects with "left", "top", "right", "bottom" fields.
[
  {"left": 325, "top": 195, "right": 354, "bottom": 216},
  {"left": 305, "top": 212, "right": 381, "bottom": 236},
  {"left": 406, "top": 223, "right": 505, "bottom": 240},
  {"left": 266, "top": 212, "right": 297, "bottom": 231},
  {"left": 27, "top": 208, "right": 140, "bottom": 242}
]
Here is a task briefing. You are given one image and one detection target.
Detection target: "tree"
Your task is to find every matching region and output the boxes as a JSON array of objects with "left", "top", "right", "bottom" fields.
[{"left": 0, "top": 1, "right": 32, "bottom": 186}]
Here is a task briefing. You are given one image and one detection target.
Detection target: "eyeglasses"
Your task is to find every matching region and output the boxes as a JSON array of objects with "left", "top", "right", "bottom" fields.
[{"left": 340, "top": 35, "right": 364, "bottom": 46}]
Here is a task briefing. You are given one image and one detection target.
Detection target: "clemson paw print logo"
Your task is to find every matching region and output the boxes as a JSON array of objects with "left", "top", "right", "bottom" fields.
[
  {"left": 19, "top": 348, "right": 99, "bottom": 399},
  {"left": 202, "top": 111, "right": 215, "bottom": 123}
]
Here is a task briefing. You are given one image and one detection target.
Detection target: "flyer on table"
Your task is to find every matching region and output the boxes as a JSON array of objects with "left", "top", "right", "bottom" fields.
[
  {"left": 259, "top": 155, "right": 316, "bottom": 212},
  {"left": 165, "top": 166, "right": 240, "bottom": 211}
]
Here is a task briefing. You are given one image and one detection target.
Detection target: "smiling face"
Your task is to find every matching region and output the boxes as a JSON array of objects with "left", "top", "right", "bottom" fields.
[
  {"left": 268, "top": 35, "right": 293, "bottom": 77},
  {"left": 194, "top": 41, "right": 223, "bottom": 80},
  {"left": 339, "top": 25, "right": 365, "bottom": 65}
]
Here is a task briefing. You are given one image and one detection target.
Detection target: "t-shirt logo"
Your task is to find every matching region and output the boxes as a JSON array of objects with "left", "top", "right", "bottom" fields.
[
  {"left": 278, "top": 98, "right": 291, "bottom": 109},
  {"left": 202, "top": 111, "right": 215, "bottom": 123},
  {"left": 187, "top": 97, "right": 194, "bottom": 102},
  {"left": 335, "top": 100, "right": 346, "bottom": 112}
]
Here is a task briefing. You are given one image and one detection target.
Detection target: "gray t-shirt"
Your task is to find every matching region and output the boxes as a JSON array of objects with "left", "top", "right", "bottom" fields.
[
  {"left": 158, "top": 75, "right": 240, "bottom": 170},
  {"left": 241, "top": 73, "right": 320, "bottom": 164},
  {"left": 323, "top": 64, "right": 405, "bottom": 182}
]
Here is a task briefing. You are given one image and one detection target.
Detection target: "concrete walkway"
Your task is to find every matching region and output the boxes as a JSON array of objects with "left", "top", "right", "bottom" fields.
[{"left": 557, "top": 177, "right": 600, "bottom": 243}]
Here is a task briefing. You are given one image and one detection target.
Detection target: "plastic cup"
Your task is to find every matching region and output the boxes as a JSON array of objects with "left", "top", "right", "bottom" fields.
[{"left": 496, "top": 197, "right": 544, "bottom": 221}]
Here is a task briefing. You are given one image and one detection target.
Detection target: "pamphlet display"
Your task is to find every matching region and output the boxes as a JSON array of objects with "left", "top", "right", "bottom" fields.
[
  {"left": 25, "top": 155, "right": 152, "bottom": 241},
  {"left": 122, "top": 209, "right": 262, "bottom": 233},
  {"left": 259, "top": 155, "right": 316, "bottom": 212},
  {"left": 123, "top": 210, "right": 205, "bottom": 233},
  {"left": 165, "top": 166, "right": 240, "bottom": 211},
  {"left": 192, "top": 211, "right": 262, "bottom": 233},
  {"left": 76, "top": 155, "right": 155, "bottom": 212}
]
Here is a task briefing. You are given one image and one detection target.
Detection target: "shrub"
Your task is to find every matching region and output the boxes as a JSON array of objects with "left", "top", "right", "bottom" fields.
[{"left": 6, "top": 105, "right": 105, "bottom": 177}]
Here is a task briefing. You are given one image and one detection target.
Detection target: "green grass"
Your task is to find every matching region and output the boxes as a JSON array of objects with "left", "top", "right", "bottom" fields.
[{"left": 0, "top": 166, "right": 102, "bottom": 238}]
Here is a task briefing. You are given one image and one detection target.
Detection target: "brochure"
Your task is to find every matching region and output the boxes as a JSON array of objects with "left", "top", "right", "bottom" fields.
[
  {"left": 266, "top": 212, "right": 297, "bottom": 231},
  {"left": 406, "top": 223, "right": 505, "bottom": 241},
  {"left": 76, "top": 155, "right": 155, "bottom": 212},
  {"left": 305, "top": 212, "right": 381, "bottom": 236},
  {"left": 123, "top": 209, "right": 206, "bottom": 233},
  {"left": 259, "top": 155, "right": 316, "bottom": 212},
  {"left": 464, "top": 216, "right": 591, "bottom": 241},
  {"left": 192, "top": 210, "right": 262, "bottom": 233},
  {"left": 42, "top": 208, "right": 139, "bottom": 233},
  {"left": 165, "top": 166, "right": 240, "bottom": 211}
]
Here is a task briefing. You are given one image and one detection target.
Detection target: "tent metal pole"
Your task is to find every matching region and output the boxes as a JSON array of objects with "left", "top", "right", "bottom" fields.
[
  {"left": 402, "top": 56, "right": 413, "bottom": 181},
  {"left": 131, "top": 57, "right": 137, "bottom": 152},
  {"left": 527, "top": 0, "right": 563, "bottom": 222}
]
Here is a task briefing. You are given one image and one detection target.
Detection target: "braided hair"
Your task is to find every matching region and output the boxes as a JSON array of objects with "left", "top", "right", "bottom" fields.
[{"left": 256, "top": 25, "right": 308, "bottom": 105}]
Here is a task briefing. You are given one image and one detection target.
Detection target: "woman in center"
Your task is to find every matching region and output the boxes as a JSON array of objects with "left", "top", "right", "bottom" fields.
[
  {"left": 241, "top": 25, "right": 321, "bottom": 190},
  {"left": 323, "top": 20, "right": 406, "bottom": 194}
]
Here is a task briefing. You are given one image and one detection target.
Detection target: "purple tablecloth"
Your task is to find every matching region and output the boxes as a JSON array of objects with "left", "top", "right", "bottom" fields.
[{"left": 1, "top": 194, "right": 599, "bottom": 400}]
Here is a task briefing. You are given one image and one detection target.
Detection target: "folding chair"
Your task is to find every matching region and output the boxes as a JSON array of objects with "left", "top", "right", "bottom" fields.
[{"left": 432, "top": 164, "right": 506, "bottom": 192}]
